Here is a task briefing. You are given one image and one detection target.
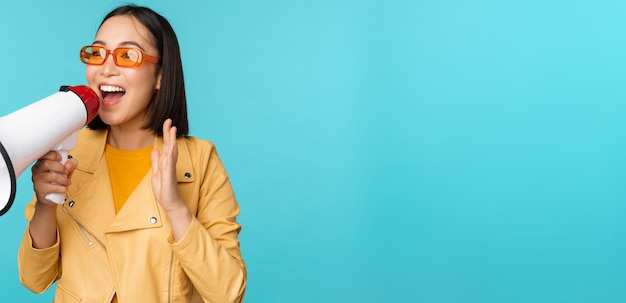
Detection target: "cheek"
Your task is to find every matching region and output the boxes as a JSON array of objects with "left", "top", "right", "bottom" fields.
[
  {"left": 131, "top": 69, "right": 159, "bottom": 91},
  {"left": 85, "top": 66, "right": 98, "bottom": 84},
  {"left": 84, "top": 67, "right": 102, "bottom": 98}
]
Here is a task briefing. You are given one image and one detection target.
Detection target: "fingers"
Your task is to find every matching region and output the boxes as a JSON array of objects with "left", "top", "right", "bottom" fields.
[
  {"left": 151, "top": 119, "right": 180, "bottom": 204},
  {"left": 162, "top": 118, "right": 177, "bottom": 144},
  {"left": 32, "top": 169, "right": 71, "bottom": 204},
  {"left": 31, "top": 151, "right": 76, "bottom": 203},
  {"left": 38, "top": 150, "right": 62, "bottom": 162},
  {"left": 161, "top": 118, "right": 178, "bottom": 161},
  {"left": 33, "top": 152, "right": 65, "bottom": 175},
  {"left": 152, "top": 118, "right": 178, "bottom": 173}
]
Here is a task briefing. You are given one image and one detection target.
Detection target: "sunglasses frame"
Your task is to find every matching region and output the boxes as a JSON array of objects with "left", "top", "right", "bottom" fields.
[{"left": 80, "top": 45, "right": 160, "bottom": 67}]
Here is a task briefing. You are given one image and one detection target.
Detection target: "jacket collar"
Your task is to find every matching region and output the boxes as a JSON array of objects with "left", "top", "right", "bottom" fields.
[{"left": 76, "top": 128, "right": 195, "bottom": 183}]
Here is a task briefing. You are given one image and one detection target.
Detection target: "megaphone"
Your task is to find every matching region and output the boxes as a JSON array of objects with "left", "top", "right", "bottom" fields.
[{"left": 0, "top": 85, "right": 100, "bottom": 216}]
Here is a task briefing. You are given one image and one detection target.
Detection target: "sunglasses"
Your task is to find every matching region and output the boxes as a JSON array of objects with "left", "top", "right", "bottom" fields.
[{"left": 79, "top": 45, "right": 160, "bottom": 67}]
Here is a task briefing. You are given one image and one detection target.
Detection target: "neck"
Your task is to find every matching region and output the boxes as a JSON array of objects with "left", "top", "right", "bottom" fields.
[{"left": 107, "top": 126, "right": 155, "bottom": 150}]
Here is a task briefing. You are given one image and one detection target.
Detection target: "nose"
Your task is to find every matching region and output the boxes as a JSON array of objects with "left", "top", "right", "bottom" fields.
[{"left": 100, "top": 53, "right": 119, "bottom": 76}]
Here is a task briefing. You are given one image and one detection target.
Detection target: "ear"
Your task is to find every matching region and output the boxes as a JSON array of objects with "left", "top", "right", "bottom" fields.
[{"left": 155, "top": 69, "right": 162, "bottom": 90}]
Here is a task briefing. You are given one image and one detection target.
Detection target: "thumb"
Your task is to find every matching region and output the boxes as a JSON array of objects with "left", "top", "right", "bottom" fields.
[
  {"left": 65, "top": 157, "right": 78, "bottom": 186},
  {"left": 65, "top": 158, "right": 78, "bottom": 174},
  {"left": 150, "top": 148, "right": 160, "bottom": 174}
]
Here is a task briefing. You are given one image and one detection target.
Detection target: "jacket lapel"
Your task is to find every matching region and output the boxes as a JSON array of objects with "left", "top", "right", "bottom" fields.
[
  {"left": 65, "top": 129, "right": 196, "bottom": 235},
  {"left": 62, "top": 129, "right": 115, "bottom": 241},
  {"left": 106, "top": 173, "right": 164, "bottom": 233}
]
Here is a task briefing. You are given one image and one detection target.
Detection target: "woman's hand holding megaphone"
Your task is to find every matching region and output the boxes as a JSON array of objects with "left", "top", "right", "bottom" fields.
[
  {"left": 31, "top": 151, "right": 78, "bottom": 206},
  {"left": 29, "top": 151, "right": 77, "bottom": 248}
]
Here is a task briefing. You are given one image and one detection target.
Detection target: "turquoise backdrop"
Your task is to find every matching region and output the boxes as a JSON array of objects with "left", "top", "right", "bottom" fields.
[{"left": 1, "top": 0, "right": 626, "bottom": 302}]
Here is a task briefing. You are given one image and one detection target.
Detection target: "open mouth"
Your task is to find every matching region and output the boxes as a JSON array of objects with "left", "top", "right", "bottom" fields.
[{"left": 100, "top": 84, "right": 126, "bottom": 101}]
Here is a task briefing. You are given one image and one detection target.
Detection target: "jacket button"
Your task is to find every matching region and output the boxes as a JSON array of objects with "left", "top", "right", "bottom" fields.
[
  {"left": 184, "top": 172, "right": 191, "bottom": 178},
  {"left": 150, "top": 217, "right": 157, "bottom": 224},
  {"left": 68, "top": 201, "right": 75, "bottom": 207}
]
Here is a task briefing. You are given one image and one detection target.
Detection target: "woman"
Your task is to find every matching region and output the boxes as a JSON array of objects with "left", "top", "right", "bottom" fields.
[{"left": 17, "top": 5, "right": 246, "bottom": 303}]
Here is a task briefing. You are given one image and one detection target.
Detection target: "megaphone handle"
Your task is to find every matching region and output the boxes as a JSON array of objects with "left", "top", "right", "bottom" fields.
[
  {"left": 44, "top": 149, "right": 68, "bottom": 204},
  {"left": 44, "top": 131, "right": 78, "bottom": 204}
]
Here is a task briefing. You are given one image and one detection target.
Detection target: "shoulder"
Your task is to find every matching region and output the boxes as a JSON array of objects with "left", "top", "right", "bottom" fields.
[
  {"left": 179, "top": 136, "right": 214, "bottom": 149},
  {"left": 178, "top": 136, "right": 220, "bottom": 158},
  {"left": 176, "top": 136, "right": 228, "bottom": 174}
]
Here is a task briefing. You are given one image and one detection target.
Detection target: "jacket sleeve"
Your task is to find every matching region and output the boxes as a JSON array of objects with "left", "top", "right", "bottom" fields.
[
  {"left": 169, "top": 143, "right": 246, "bottom": 303},
  {"left": 17, "top": 201, "right": 62, "bottom": 294}
]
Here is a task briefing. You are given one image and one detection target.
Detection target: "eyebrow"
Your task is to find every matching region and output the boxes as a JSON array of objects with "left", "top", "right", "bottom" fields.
[{"left": 92, "top": 40, "right": 147, "bottom": 51}]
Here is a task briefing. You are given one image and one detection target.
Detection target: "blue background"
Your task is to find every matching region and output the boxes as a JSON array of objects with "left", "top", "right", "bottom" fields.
[{"left": 1, "top": 0, "right": 626, "bottom": 302}]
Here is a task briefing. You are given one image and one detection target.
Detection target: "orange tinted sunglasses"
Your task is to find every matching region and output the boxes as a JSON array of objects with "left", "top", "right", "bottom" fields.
[{"left": 80, "top": 45, "right": 160, "bottom": 67}]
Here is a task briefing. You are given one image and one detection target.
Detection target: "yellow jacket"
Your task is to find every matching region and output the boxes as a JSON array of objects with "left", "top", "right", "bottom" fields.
[{"left": 18, "top": 129, "right": 246, "bottom": 303}]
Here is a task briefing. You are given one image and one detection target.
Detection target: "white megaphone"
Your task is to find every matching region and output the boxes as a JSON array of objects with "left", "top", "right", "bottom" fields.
[{"left": 0, "top": 85, "right": 100, "bottom": 216}]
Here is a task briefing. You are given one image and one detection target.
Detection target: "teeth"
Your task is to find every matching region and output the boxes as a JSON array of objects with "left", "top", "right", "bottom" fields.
[{"left": 100, "top": 85, "right": 125, "bottom": 93}]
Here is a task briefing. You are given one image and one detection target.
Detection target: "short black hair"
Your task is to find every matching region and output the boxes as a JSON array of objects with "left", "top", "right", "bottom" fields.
[{"left": 87, "top": 4, "right": 189, "bottom": 137}]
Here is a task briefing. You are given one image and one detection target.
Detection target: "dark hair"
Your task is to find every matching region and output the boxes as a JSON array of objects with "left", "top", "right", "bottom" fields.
[{"left": 87, "top": 5, "right": 189, "bottom": 137}]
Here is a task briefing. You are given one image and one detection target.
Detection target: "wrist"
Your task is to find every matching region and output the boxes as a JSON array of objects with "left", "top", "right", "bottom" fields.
[
  {"left": 164, "top": 201, "right": 190, "bottom": 217},
  {"left": 35, "top": 199, "right": 59, "bottom": 212},
  {"left": 164, "top": 202, "right": 192, "bottom": 242}
]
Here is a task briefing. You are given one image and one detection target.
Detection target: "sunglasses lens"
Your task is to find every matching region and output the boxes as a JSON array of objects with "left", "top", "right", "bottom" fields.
[
  {"left": 80, "top": 46, "right": 105, "bottom": 65},
  {"left": 79, "top": 46, "right": 152, "bottom": 67},
  {"left": 114, "top": 48, "right": 142, "bottom": 67}
]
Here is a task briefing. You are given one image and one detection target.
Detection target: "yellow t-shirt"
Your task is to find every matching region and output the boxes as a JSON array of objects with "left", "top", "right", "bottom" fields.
[
  {"left": 104, "top": 144, "right": 152, "bottom": 213},
  {"left": 105, "top": 144, "right": 152, "bottom": 303}
]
